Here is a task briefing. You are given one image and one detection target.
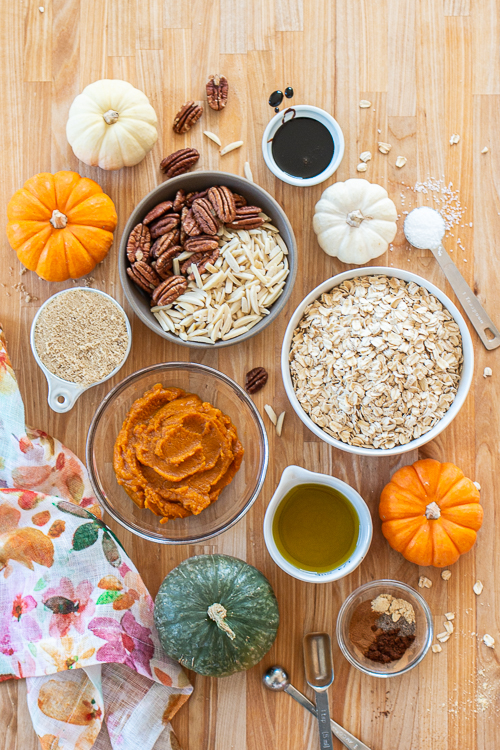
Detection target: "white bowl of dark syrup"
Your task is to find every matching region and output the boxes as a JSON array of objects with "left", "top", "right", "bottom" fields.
[{"left": 262, "top": 105, "right": 345, "bottom": 187}]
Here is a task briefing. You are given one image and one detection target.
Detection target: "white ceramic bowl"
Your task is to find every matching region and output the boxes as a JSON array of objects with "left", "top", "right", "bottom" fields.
[
  {"left": 261, "top": 105, "right": 345, "bottom": 187},
  {"left": 281, "top": 267, "right": 474, "bottom": 457},
  {"left": 263, "top": 465, "right": 373, "bottom": 583},
  {"left": 31, "top": 288, "right": 132, "bottom": 413}
]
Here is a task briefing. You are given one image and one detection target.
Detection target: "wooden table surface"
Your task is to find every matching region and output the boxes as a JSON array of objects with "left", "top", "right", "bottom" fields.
[{"left": 1, "top": 1, "right": 500, "bottom": 748}]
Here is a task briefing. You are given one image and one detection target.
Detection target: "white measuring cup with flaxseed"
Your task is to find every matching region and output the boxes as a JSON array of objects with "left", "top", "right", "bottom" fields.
[{"left": 30, "top": 288, "right": 132, "bottom": 413}]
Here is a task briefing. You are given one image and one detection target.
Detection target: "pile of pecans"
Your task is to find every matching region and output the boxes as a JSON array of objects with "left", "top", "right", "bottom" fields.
[{"left": 126, "top": 184, "right": 290, "bottom": 341}]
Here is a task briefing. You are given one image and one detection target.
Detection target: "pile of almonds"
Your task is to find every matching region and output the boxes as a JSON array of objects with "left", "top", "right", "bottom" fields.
[{"left": 126, "top": 185, "right": 265, "bottom": 308}]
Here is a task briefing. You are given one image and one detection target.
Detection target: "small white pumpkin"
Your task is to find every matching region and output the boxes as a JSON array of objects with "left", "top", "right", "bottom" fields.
[
  {"left": 66, "top": 79, "right": 158, "bottom": 170},
  {"left": 313, "top": 179, "right": 398, "bottom": 264}
]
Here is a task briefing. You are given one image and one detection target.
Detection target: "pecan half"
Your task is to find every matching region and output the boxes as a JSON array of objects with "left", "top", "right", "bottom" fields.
[
  {"left": 132, "top": 260, "right": 162, "bottom": 288},
  {"left": 154, "top": 246, "right": 182, "bottom": 279},
  {"left": 126, "top": 223, "right": 151, "bottom": 263},
  {"left": 186, "top": 188, "right": 210, "bottom": 206},
  {"left": 232, "top": 192, "right": 247, "bottom": 207},
  {"left": 227, "top": 206, "right": 264, "bottom": 230},
  {"left": 150, "top": 213, "right": 181, "bottom": 240},
  {"left": 151, "top": 230, "right": 181, "bottom": 259},
  {"left": 182, "top": 207, "right": 203, "bottom": 237},
  {"left": 152, "top": 275, "right": 188, "bottom": 306},
  {"left": 172, "top": 102, "right": 203, "bottom": 134},
  {"left": 208, "top": 186, "right": 236, "bottom": 223},
  {"left": 160, "top": 148, "right": 200, "bottom": 179},
  {"left": 127, "top": 266, "right": 154, "bottom": 294},
  {"left": 245, "top": 367, "right": 268, "bottom": 394},
  {"left": 192, "top": 197, "right": 219, "bottom": 235},
  {"left": 143, "top": 201, "right": 173, "bottom": 226},
  {"left": 206, "top": 75, "right": 229, "bottom": 111},
  {"left": 172, "top": 189, "right": 187, "bottom": 212},
  {"left": 183, "top": 235, "right": 219, "bottom": 254},
  {"left": 181, "top": 248, "right": 220, "bottom": 278}
]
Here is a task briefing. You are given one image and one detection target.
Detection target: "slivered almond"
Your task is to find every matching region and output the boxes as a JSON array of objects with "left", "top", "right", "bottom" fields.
[
  {"left": 244, "top": 161, "right": 254, "bottom": 182},
  {"left": 264, "top": 404, "right": 277, "bottom": 425},
  {"left": 220, "top": 140, "right": 244, "bottom": 156},
  {"left": 204, "top": 131, "right": 222, "bottom": 147},
  {"left": 276, "top": 411, "right": 286, "bottom": 437}
]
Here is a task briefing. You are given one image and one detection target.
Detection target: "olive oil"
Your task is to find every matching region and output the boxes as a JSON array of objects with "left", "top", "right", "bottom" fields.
[{"left": 272, "top": 483, "right": 359, "bottom": 573}]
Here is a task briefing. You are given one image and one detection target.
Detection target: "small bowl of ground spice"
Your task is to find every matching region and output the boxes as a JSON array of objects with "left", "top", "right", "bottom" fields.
[
  {"left": 31, "top": 288, "right": 132, "bottom": 413},
  {"left": 336, "top": 580, "right": 433, "bottom": 677}
]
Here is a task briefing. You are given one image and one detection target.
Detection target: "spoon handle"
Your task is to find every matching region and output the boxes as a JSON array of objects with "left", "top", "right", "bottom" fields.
[
  {"left": 430, "top": 244, "right": 500, "bottom": 350},
  {"left": 284, "top": 685, "right": 372, "bottom": 750},
  {"left": 315, "top": 691, "right": 335, "bottom": 750}
]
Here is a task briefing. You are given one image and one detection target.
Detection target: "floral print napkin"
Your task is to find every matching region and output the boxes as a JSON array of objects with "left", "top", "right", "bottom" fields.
[{"left": 0, "top": 328, "right": 192, "bottom": 750}]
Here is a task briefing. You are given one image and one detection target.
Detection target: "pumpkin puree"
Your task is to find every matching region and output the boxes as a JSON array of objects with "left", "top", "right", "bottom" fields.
[{"left": 113, "top": 384, "right": 244, "bottom": 523}]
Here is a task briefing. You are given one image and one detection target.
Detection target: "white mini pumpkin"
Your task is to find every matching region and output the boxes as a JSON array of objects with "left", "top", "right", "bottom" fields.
[
  {"left": 66, "top": 79, "right": 158, "bottom": 170},
  {"left": 313, "top": 179, "right": 398, "bottom": 264}
]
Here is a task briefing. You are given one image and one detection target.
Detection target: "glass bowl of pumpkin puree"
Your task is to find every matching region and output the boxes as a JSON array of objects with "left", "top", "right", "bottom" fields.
[{"left": 86, "top": 362, "right": 268, "bottom": 544}]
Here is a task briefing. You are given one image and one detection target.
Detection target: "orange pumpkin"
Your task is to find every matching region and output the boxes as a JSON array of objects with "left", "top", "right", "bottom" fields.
[
  {"left": 379, "top": 458, "right": 483, "bottom": 568},
  {"left": 6, "top": 171, "right": 117, "bottom": 282}
]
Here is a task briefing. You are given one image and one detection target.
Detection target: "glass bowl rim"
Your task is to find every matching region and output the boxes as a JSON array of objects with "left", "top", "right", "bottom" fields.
[
  {"left": 335, "top": 578, "right": 434, "bottom": 678},
  {"left": 85, "top": 361, "right": 269, "bottom": 544}
]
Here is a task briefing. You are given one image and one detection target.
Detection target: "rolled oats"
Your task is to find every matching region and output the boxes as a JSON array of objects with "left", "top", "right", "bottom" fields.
[{"left": 289, "top": 276, "right": 463, "bottom": 449}]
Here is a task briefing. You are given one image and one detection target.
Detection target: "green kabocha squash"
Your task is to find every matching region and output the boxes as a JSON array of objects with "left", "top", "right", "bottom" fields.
[{"left": 154, "top": 554, "right": 280, "bottom": 677}]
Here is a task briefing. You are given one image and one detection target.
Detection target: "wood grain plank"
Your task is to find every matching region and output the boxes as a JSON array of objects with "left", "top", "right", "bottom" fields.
[
  {"left": 107, "top": 0, "right": 135, "bottom": 56},
  {"left": 24, "top": 0, "right": 52, "bottom": 82},
  {"left": 444, "top": 0, "right": 470, "bottom": 15},
  {"left": 51, "top": 0, "right": 80, "bottom": 171},
  {"left": 275, "top": 0, "right": 303, "bottom": 32},
  {"left": 220, "top": 0, "right": 247, "bottom": 54},
  {"left": 359, "top": 0, "right": 388, "bottom": 92},
  {"left": 163, "top": 0, "right": 191, "bottom": 29},
  {"left": 80, "top": 0, "right": 108, "bottom": 87},
  {"left": 472, "top": 0, "right": 500, "bottom": 94},
  {"left": 136, "top": 0, "right": 163, "bottom": 49},
  {"left": 247, "top": 0, "right": 275, "bottom": 51},
  {"left": 387, "top": 0, "right": 416, "bottom": 117}
]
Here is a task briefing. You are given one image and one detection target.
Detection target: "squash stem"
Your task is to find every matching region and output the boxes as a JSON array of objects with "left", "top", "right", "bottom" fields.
[
  {"left": 103, "top": 109, "right": 120, "bottom": 124},
  {"left": 425, "top": 501, "right": 441, "bottom": 519},
  {"left": 49, "top": 209, "right": 68, "bottom": 229},
  {"left": 207, "top": 603, "right": 236, "bottom": 641}
]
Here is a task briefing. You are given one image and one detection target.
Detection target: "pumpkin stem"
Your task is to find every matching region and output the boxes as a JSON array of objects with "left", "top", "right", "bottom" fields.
[
  {"left": 207, "top": 603, "right": 236, "bottom": 641},
  {"left": 49, "top": 209, "right": 68, "bottom": 229},
  {"left": 103, "top": 109, "right": 120, "bottom": 125},
  {"left": 425, "top": 501, "right": 441, "bottom": 519},
  {"left": 346, "top": 209, "right": 369, "bottom": 227}
]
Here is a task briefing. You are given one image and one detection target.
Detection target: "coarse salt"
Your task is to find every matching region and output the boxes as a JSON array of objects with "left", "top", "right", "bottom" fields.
[{"left": 404, "top": 207, "right": 446, "bottom": 249}]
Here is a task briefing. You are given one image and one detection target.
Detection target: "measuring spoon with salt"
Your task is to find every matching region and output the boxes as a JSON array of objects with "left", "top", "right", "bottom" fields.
[{"left": 403, "top": 206, "right": 500, "bottom": 350}]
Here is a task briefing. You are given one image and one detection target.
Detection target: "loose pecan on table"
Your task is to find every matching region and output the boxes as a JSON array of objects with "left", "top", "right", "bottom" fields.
[
  {"left": 143, "top": 201, "right": 173, "bottom": 226},
  {"left": 208, "top": 186, "right": 236, "bottom": 223},
  {"left": 152, "top": 276, "right": 188, "bottom": 306},
  {"left": 160, "top": 148, "right": 200, "bottom": 179},
  {"left": 245, "top": 367, "right": 268, "bottom": 394},
  {"left": 206, "top": 75, "right": 229, "bottom": 111},
  {"left": 191, "top": 197, "right": 219, "bottom": 235},
  {"left": 172, "top": 102, "right": 203, "bottom": 134},
  {"left": 227, "top": 206, "right": 265, "bottom": 230},
  {"left": 126, "top": 223, "right": 151, "bottom": 263}
]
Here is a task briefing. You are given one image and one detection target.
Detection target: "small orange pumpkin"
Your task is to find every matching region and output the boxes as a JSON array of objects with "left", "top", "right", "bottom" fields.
[
  {"left": 6, "top": 171, "right": 117, "bottom": 282},
  {"left": 379, "top": 458, "right": 483, "bottom": 568}
]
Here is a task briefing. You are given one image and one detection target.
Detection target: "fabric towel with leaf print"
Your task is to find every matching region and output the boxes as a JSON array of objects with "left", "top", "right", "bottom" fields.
[{"left": 0, "top": 327, "right": 192, "bottom": 750}]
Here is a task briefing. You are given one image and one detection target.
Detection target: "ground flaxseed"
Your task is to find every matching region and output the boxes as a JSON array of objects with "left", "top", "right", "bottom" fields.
[{"left": 34, "top": 290, "right": 129, "bottom": 385}]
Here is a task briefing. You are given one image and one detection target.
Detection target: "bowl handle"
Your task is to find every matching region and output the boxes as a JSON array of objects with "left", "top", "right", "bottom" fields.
[{"left": 46, "top": 374, "right": 86, "bottom": 413}]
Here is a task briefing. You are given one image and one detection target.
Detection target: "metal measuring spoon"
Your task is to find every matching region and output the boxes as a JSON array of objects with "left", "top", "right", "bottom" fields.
[
  {"left": 303, "top": 633, "right": 335, "bottom": 750},
  {"left": 263, "top": 666, "right": 371, "bottom": 750},
  {"left": 403, "top": 206, "right": 500, "bottom": 350}
]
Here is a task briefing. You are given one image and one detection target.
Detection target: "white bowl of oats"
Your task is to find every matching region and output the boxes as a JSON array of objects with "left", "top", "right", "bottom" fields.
[{"left": 281, "top": 268, "right": 474, "bottom": 456}]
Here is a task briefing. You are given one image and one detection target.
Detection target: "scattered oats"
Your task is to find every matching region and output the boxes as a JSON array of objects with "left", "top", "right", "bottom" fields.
[
  {"left": 276, "top": 411, "right": 286, "bottom": 437},
  {"left": 19, "top": 266, "right": 27, "bottom": 275},
  {"left": 396, "top": 156, "right": 407, "bottom": 168},
  {"left": 437, "top": 632, "right": 451, "bottom": 643},
  {"left": 483, "top": 634, "right": 495, "bottom": 649},
  {"left": 444, "top": 620, "right": 454, "bottom": 634},
  {"left": 419, "top": 576, "right": 433, "bottom": 589},
  {"left": 473, "top": 581, "right": 484, "bottom": 596},
  {"left": 39, "top": 5, "right": 44, "bottom": 11},
  {"left": 481, "top": 147, "right": 489, "bottom": 154},
  {"left": 432, "top": 644, "right": 442, "bottom": 653},
  {"left": 378, "top": 142, "right": 392, "bottom": 154},
  {"left": 220, "top": 140, "right": 244, "bottom": 156},
  {"left": 203, "top": 131, "right": 222, "bottom": 147},
  {"left": 449, "top": 134, "right": 460, "bottom": 145},
  {"left": 483, "top": 367, "right": 492, "bottom": 378},
  {"left": 356, "top": 163, "right": 368, "bottom": 172},
  {"left": 473, "top": 481, "right": 481, "bottom": 491},
  {"left": 359, "top": 151, "right": 372, "bottom": 162},
  {"left": 34, "top": 290, "right": 129, "bottom": 385},
  {"left": 441, "top": 569, "right": 452, "bottom": 581},
  {"left": 244, "top": 161, "right": 254, "bottom": 182},
  {"left": 289, "top": 275, "right": 463, "bottom": 450},
  {"left": 264, "top": 404, "right": 277, "bottom": 425},
  {"left": 445, "top": 612, "right": 455, "bottom": 621},
  {"left": 359, "top": 100, "right": 371, "bottom": 108}
]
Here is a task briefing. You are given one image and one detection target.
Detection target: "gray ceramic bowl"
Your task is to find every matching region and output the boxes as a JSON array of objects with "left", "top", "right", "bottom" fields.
[{"left": 118, "top": 170, "right": 297, "bottom": 348}]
